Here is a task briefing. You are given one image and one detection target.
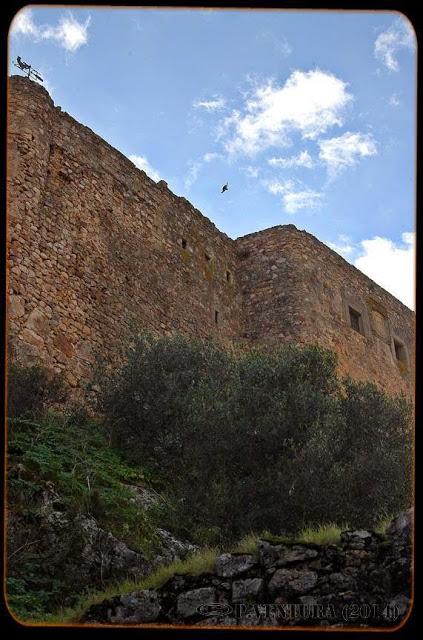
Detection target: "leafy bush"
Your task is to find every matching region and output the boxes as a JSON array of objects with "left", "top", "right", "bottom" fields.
[
  {"left": 99, "top": 333, "right": 413, "bottom": 544},
  {"left": 7, "top": 363, "right": 67, "bottom": 419}
]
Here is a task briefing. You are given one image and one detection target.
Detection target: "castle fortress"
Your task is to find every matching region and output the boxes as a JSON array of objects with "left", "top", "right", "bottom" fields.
[{"left": 7, "top": 76, "right": 415, "bottom": 397}]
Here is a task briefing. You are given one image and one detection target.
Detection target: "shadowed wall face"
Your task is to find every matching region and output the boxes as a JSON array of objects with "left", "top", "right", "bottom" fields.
[{"left": 7, "top": 77, "right": 414, "bottom": 398}]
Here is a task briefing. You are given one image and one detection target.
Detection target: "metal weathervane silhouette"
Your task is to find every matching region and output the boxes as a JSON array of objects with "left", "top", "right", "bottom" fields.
[{"left": 13, "top": 56, "right": 43, "bottom": 83}]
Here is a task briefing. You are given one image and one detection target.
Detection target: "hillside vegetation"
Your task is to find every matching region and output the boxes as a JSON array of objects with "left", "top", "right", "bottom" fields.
[{"left": 6, "top": 335, "right": 412, "bottom": 620}]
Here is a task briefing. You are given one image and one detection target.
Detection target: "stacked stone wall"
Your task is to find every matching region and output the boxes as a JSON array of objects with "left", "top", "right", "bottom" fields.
[
  {"left": 7, "top": 76, "right": 242, "bottom": 392},
  {"left": 82, "top": 511, "right": 413, "bottom": 628},
  {"left": 235, "top": 226, "right": 414, "bottom": 397},
  {"left": 7, "top": 76, "right": 415, "bottom": 398}
]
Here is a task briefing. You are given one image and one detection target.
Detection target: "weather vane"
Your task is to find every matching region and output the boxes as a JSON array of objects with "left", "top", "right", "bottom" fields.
[{"left": 13, "top": 56, "right": 43, "bottom": 83}]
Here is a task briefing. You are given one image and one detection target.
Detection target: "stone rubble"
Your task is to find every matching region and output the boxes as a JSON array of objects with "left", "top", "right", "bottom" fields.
[{"left": 82, "top": 511, "right": 413, "bottom": 627}]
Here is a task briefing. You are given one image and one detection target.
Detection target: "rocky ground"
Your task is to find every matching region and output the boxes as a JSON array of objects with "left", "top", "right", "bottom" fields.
[{"left": 82, "top": 510, "right": 412, "bottom": 628}]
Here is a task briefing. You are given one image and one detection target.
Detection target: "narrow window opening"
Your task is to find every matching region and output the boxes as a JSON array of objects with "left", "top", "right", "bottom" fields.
[
  {"left": 181, "top": 238, "right": 187, "bottom": 249},
  {"left": 394, "top": 339, "right": 406, "bottom": 363},
  {"left": 349, "top": 307, "right": 362, "bottom": 334},
  {"left": 214, "top": 310, "right": 219, "bottom": 324},
  {"left": 226, "top": 270, "right": 232, "bottom": 283}
]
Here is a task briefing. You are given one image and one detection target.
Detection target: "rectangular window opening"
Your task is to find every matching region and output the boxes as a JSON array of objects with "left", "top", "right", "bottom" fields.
[
  {"left": 214, "top": 310, "right": 219, "bottom": 324},
  {"left": 394, "top": 339, "right": 406, "bottom": 363},
  {"left": 349, "top": 307, "right": 363, "bottom": 334},
  {"left": 181, "top": 238, "right": 187, "bottom": 249},
  {"left": 226, "top": 270, "right": 232, "bottom": 283}
]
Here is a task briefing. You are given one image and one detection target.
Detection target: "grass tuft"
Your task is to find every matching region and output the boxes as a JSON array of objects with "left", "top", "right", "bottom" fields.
[
  {"left": 298, "top": 522, "right": 349, "bottom": 546},
  {"left": 374, "top": 513, "right": 394, "bottom": 536}
]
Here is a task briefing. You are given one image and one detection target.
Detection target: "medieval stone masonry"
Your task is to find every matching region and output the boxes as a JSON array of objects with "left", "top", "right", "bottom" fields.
[{"left": 7, "top": 76, "right": 415, "bottom": 398}]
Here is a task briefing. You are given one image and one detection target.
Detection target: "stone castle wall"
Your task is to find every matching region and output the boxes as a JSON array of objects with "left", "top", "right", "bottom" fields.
[
  {"left": 7, "top": 76, "right": 415, "bottom": 397},
  {"left": 236, "top": 226, "right": 415, "bottom": 397},
  {"left": 7, "top": 76, "right": 242, "bottom": 391}
]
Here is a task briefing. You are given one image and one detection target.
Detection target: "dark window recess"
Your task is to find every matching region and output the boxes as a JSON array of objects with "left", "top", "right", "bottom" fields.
[
  {"left": 394, "top": 339, "right": 406, "bottom": 363},
  {"left": 226, "top": 270, "right": 232, "bottom": 283},
  {"left": 181, "top": 238, "right": 187, "bottom": 249},
  {"left": 349, "top": 307, "right": 362, "bottom": 334},
  {"left": 214, "top": 310, "right": 219, "bottom": 324}
]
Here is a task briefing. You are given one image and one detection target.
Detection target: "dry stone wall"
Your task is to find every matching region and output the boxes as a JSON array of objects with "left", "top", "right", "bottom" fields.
[
  {"left": 7, "top": 76, "right": 415, "bottom": 397},
  {"left": 81, "top": 511, "right": 413, "bottom": 628}
]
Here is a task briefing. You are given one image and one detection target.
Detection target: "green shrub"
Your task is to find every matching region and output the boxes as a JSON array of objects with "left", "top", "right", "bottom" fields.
[
  {"left": 7, "top": 363, "right": 67, "bottom": 419},
  {"left": 99, "top": 333, "right": 413, "bottom": 544}
]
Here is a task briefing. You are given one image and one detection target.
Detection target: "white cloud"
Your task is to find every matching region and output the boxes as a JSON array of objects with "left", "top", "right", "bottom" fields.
[
  {"left": 266, "top": 179, "right": 323, "bottom": 214},
  {"left": 354, "top": 232, "right": 415, "bottom": 309},
  {"left": 327, "top": 234, "right": 354, "bottom": 257},
  {"left": 219, "top": 69, "right": 352, "bottom": 156},
  {"left": 11, "top": 9, "right": 38, "bottom": 35},
  {"left": 11, "top": 9, "right": 90, "bottom": 53},
  {"left": 318, "top": 132, "right": 377, "bottom": 178},
  {"left": 41, "top": 13, "right": 91, "bottom": 52},
  {"left": 282, "top": 190, "right": 323, "bottom": 214},
  {"left": 242, "top": 166, "right": 259, "bottom": 178},
  {"left": 183, "top": 152, "right": 221, "bottom": 189},
  {"left": 129, "top": 155, "right": 160, "bottom": 182},
  {"left": 203, "top": 152, "right": 221, "bottom": 162},
  {"left": 268, "top": 150, "right": 314, "bottom": 169},
  {"left": 374, "top": 17, "right": 415, "bottom": 72},
  {"left": 184, "top": 161, "right": 201, "bottom": 189},
  {"left": 193, "top": 97, "right": 226, "bottom": 112}
]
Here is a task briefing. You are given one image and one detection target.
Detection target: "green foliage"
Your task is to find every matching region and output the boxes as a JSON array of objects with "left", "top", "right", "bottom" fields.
[
  {"left": 7, "top": 410, "right": 159, "bottom": 620},
  {"left": 8, "top": 363, "right": 67, "bottom": 419},
  {"left": 8, "top": 343, "right": 413, "bottom": 621},
  {"left": 100, "top": 333, "right": 412, "bottom": 545}
]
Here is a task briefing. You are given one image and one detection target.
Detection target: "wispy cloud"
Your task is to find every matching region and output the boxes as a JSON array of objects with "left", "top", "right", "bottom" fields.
[
  {"left": 11, "top": 8, "right": 91, "bottom": 53},
  {"left": 256, "top": 29, "right": 292, "bottom": 57},
  {"left": 218, "top": 69, "right": 352, "bottom": 156},
  {"left": 268, "top": 150, "right": 314, "bottom": 169},
  {"left": 193, "top": 97, "right": 226, "bottom": 112},
  {"left": 129, "top": 154, "right": 160, "bottom": 182},
  {"left": 389, "top": 93, "right": 400, "bottom": 107},
  {"left": 243, "top": 166, "right": 259, "bottom": 178},
  {"left": 354, "top": 232, "right": 415, "bottom": 309},
  {"left": 318, "top": 131, "right": 377, "bottom": 178},
  {"left": 266, "top": 179, "right": 323, "bottom": 214},
  {"left": 374, "top": 17, "right": 415, "bottom": 72},
  {"left": 184, "top": 161, "right": 201, "bottom": 189},
  {"left": 327, "top": 234, "right": 354, "bottom": 257},
  {"left": 203, "top": 152, "right": 221, "bottom": 162},
  {"left": 184, "top": 152, "right": 222, "bottom": 189},
  {"left": 11, "top": 9, "right": 38, "bottom": 36}
]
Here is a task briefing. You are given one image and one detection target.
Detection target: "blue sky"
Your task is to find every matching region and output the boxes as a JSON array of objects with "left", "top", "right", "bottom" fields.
[{"left": 9, "top": 7, "right": 416, "bottom": 308}]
